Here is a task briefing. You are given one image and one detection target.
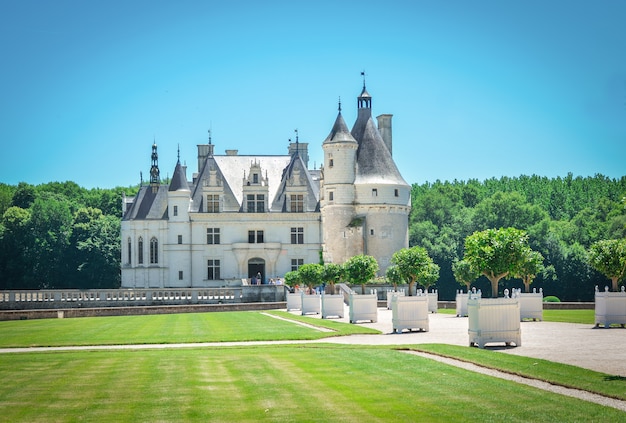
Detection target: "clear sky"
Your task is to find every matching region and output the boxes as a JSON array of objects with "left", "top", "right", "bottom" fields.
[{"left": 1, "top": 0, "right": 624, "bottom": 189}]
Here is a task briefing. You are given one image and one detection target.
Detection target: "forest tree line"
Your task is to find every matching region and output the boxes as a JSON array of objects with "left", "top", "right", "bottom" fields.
[{"left": 0, "top": 173, "right": 625, "bottom": 300}]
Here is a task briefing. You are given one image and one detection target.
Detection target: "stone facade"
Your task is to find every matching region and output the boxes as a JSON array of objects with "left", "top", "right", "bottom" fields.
[{"left": 121, "top": 84, "right": 411, "bottom": 288}]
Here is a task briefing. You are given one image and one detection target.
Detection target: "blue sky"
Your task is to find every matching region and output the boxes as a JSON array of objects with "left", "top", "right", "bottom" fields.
[{"left": 1, "top": 0, "right": 624, "bottom": 189}]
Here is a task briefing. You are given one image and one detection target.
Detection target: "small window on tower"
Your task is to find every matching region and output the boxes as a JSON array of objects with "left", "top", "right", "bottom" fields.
[
  {"left": 370, "top": 229, "right": 375, "bottom": 236},
  {"left": 329, "top": 191, "right": 334, "bottom": 201},
  {"left": 173, "top": 205, "right": 178, "bottom": 216},
  {"left": 329, "top": 159, "right": 334, "bottom": 168},
  {"left": 178, "top": 235, "right": 182, "bottom": 244},
  {"left": 394, "top": 189, "right": 399, "bottom": 197},
  {"left": 372, "top": 188, "right": 378, "bottom": 197},
  {"left": 178, "top": 271, "right": 183, "bottom": 280}
]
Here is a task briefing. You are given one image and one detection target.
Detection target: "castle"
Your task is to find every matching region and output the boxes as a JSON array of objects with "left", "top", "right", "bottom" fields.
[{"left": 121, "top": 83, "right": 411, "bottom": 288}]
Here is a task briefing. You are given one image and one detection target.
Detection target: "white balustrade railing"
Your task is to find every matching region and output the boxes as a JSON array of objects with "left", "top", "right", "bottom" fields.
[
  {"left": 391, "top": 292, "right": 429, "bottom": 333},
  {"left": 468, "top": 291, "right": 521, "bottom": 348},
  {"left": 0, "top": 288, "right": 240, "bottom": 308},
  {"left": 595, "top": 285, "right": 626, "bottom": 328}
]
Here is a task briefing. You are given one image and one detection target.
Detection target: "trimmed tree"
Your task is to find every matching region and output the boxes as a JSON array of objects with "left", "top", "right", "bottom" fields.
[
  {"left": 298, "top": 263, "right": 324, "bottom": 293},
  {"left": 344, "top": 254, "right": 379, "bottom": 294},
  {"left": 452, "top": 258, "right": 479, "bottom": 292},
  {"left": 588, "top": 238, "right": 626, "bottom": 291},
  {"left": 283, "top": 270, "right": 301, "bottom": 291},
  {"left": 322, "top": 263, "right": 344, "bottom": 295},
  {"left": 385, "top": 264, "right": 405, "bottom": 292},
  {"left": 391, "top": 246, "right": 439, "bottom": 296},
  {"left": 463, "top": 227, "right": 531, "bottom": 298},
  {"left": 516, "top": 249, "right": 545, "bottom": 293}
]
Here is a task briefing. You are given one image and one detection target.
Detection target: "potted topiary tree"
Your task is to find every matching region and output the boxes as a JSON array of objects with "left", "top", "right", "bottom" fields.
[
  {"left": 344, "top": 255, "right": 379, "bottom": 323},
  {"left": 283, "top": 270, "right": 302, "bottom": 311},
  {"left": 514, "top": 249, "right": 545, "bottom": 321},
  {"left": 589, "top": 238, "right": 626, "bottom": 327},
  {"left": 385, "top": 265, "right": 405, "bottom": 310},
  {"left": 452, "top": 258, "right": 479, "bottom": 317},
  {"left": 320, "top": 263, "right": 345, "bottom": 319},
  {"left": 297, "top": 263, "right": 323, "bottom": 315}
]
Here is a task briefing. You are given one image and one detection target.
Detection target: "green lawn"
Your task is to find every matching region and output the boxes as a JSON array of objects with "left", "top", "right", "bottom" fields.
[
  {"left": 0, "top": 309, "right": 623, "bottom": 422},
  {"left": 0, "top": 311, "right": 378, "bottom": 347},
  {"left": 1, "top": 345, "right": 624, "bottom": 422}
]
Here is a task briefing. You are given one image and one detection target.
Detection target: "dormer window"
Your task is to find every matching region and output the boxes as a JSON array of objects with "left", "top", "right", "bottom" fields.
[
  {"left": 290, "top": 194, "right": 304, "bottom": 212},
  {"left": 253, "top": 173, "right": 259, "bottom": 184}
]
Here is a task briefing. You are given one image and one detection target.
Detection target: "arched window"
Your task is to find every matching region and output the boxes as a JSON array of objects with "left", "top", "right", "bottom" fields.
[
  {"left": 150, "top": 237, "right": 158, "bottom": 264},
  {"left": 138, "top": 237, "right": 144, "bottom": 264},
  {"left": 127, "top": 237, "right": 132, "bottom": 265}
]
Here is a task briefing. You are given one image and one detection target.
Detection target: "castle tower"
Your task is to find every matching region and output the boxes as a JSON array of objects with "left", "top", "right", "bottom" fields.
[
  {"left": 166, "top": 147, "right": 192, "bottom": 287},
  {"left": 320, "top": 101, "right": 362, "bottom": 265},
  {"left": 321, "top": 82, "right": 411, "bottom": 274}
]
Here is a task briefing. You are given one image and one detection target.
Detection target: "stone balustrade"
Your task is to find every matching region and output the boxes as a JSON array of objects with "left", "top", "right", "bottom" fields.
[{"left": 0, "top": 286, "right": 286, "bottom": 310}]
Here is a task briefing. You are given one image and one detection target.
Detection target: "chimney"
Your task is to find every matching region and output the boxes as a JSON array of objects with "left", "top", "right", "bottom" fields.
[
  {"left": 376, "top": 114, "right": 393, "bottom": 155},
  {"left": 288, "top": 142, "right": 309, "bottom": 168},
  {"left": 225, "top": 149, "right": 238, "bottom": 156},
  {"left": 197, "top": 144, "right": 213, "bottom": 172}
]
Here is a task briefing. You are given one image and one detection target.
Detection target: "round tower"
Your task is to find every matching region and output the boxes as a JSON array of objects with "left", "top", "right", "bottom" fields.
[{"left": 320, "top": 102, "right": 363, "bottom": 265}]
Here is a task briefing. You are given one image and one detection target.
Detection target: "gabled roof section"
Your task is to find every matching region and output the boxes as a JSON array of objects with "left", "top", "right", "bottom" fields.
[
  {"left": 191, "top": 153, "right": 295, "bottom": 210},
  {"left": 122, "top": 185, "right": 169, "bottom": 220},
  {"left": 354, "top": 117, "right": 408, "bottom": 186},
  {"left": 323, "top": 112, "right": 357, "bottom": 145},
  {"left": 270, "top": 154, "right": 320, "bottom": 211},
  {"left": 168, "top": 161, "right": 190, "bottom": 192}
]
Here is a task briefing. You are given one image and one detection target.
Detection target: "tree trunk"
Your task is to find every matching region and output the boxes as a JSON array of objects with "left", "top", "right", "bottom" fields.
[{"left": 612, "top": 277, "right": 619, "bottom": 292}]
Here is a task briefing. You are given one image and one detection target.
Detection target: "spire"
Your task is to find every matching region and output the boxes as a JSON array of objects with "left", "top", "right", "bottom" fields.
[
  {"left": 358, "top": 71, "right": 372, "bottom": 110},
  {"left": 150, "top": 140, "right": 160, "bottom": 192}
]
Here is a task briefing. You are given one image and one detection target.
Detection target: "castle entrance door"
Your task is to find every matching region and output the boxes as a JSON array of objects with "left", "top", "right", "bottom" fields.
[{"left": 248, "top": 258, "right": 265, "bottom": 284}]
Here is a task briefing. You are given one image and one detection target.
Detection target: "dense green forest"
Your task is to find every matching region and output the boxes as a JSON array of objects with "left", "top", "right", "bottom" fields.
[
  {"left": 0, "top": 182, "right": 138, "bottom": 290},
  {"left": 1, "top": 173, "right": 625, "bottom": 300},
  {"left": 410, "top": 174, "right": 626, "bottom": 301}
]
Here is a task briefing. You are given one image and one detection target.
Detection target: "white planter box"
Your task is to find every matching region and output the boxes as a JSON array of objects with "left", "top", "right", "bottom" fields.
[
  {"left": 349, "top": 292, "right": 378, "bottom": 323},
  {"left": 321, "top": 294, "right": 345, "bottom": 319},
  {"left": 428, "top": 290, "right": 438, "bottom": 313},
  {"left": 468, "top": 297, "right": 521, "bottom": 348},
  {"left": 516, "top": 288, "right": 543, "bottom": 321},
  {"left": 386, "top": 289, "right": 405, "bottom": 309},
  {"left": 286, "top": 292, "right": 301, "bottom": 311},
  {"left": 456, "top": 289, "right": 481, "bottom": 317},
  {"left": 595, "top": 286, "right": 626, "bottom": 328},
  {"left": 301, "top": 293, "right": 321, "bottom": 315},
  {"left": 392, "top": 294, "right": 429, "bottom": 333}
]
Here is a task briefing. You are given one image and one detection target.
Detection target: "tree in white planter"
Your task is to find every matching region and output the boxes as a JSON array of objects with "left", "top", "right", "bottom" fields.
[
  {"left": 589, "top": 238, "right": 626, "bottom": 291},
  {"left": 283, "top": 270, "right": 301, "bottom": 292},
  {"left": 515, "top": 249, "right": 545, "bottom": 293},
  {"left": 322, "top": 263, "right": 344, "bottom": 295},
  {"left": 391, "top": 246, "right": 439, "bottom": 296},
  {"left": 452, "top": 258, "right": 478, "bottom": 292},
  {"left": 298, "top": 263, "right": 324, "bottom": 294},
  {"left": 344, "top": 255, "right": 379, "bottom": 294},
  {"left": 386, "top": 264, "right": 405, "bottom": 292},
  {"left": 463, "top": 227, "right": 532, "bottom": 298}
]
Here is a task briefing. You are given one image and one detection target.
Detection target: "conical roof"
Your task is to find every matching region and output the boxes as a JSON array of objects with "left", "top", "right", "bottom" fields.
[
  {"left": 355, "top": 117, "right": 407, "bottom": 186},
  {"left": 168, "top": 161, "right": 190, "bottom": 192},
  {"left": 323, "top": 112, "right": 358, "bottom": 145}
]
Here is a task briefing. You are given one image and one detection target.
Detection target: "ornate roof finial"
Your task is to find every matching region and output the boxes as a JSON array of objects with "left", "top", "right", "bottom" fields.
[
  {"left": 361, "top": 70, "right": 366, "bottom": 88},
  {"left": 338, "top": 96, "right": 342, "bottom": 112},
  {"left": 208, "top": 128, "right": 212, "bottom": 145},
  {"left": 294, "top": 128, "right": 299, "bottom": 144},
  {"left": 177, "top": 144, "right": 181, "bottom": 164}
]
